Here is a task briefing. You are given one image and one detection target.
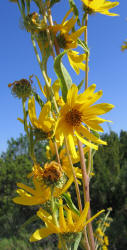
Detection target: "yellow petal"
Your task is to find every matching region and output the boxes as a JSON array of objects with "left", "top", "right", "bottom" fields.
[
  {"left": 30, "top": 228, "right": 53, "bottom": 242},
  {"left": 62, "top": 8, "right": 73, "bottom": 24},
  {"left": 67, "top": 133, "right": 78, "bottom": 159},
  {"left": 28, "top": 97, "right": 38, "bottom": 126},
  {"left": 67, "top": 84, "right": 78, "bottom": 108},
  {"left": 75, "top": 130, "right": 98, "bottom": 150},
  {"left": 75, "top": 202, "right": 89, "bottom": 231},
  {"left": 38, "top": 101, "right": 51, "bottom": 121},
  {"left": 77, "top": 125, "right": 107, "bottom": 145},
  {"left": 71, "top": 26, "right": 86, "bottom": 41},
  {"left": 86, "top": 103, "right": 114, "bottom": 116}
]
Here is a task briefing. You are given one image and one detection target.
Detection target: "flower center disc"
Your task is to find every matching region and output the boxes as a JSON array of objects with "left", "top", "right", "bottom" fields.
[{"left": 65, "top": 108, "right": 82, "bottom": 127}]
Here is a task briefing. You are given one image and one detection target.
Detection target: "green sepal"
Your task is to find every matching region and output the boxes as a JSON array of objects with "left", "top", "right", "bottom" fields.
[
  {"left": 49, "top": 0, "right": 61, "bottom": 8},
  {"left": 68, "top": 0, "right": 81, "bottom": 26},
  {"left": 32, "top": 90, "right": 44, "bottom": 108},
  {"left": 78, "top": 79, "right": 84, "bottom": 91},
  {"left": 54, "top": 51, "right": 72, "bottom": 102},
  {"left": 78, "top": 39, "right": 89, "bottom": 54},
  {"left": 72, "top": 232, "right": 82, "bottom": 250},
  {"left": 29, "top": 123, "right": 35, "bottom": 157},
  {"left": 62, "top": 193, "right": 80, "bottom": 216}
]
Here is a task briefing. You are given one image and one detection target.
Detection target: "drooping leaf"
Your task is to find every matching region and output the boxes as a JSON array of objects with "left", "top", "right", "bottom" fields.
[{"left": 54, "top": 51, "right": 72, "bottom": 102}]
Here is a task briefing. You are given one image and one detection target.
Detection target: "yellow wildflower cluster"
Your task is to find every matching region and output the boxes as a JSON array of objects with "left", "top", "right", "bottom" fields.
[{"left": 8, "top": 0, "right": 119, "bottom": 248}]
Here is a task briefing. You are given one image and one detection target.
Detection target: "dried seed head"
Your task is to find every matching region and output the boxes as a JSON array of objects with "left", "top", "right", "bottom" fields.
[
  {"left": 43, "top": 161, "right": 62, "bottom": 184},
  {"left": 8, "top": 78, "right": 32, "bottom": 99}
]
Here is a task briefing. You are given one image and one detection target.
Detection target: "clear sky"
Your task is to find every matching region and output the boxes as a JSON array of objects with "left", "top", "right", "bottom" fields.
[{"left": 1, "top": 0, "right": 127, "bottom": 153}]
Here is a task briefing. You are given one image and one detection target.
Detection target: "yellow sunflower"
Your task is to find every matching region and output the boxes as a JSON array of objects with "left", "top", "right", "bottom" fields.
[
  {"left": 13, "top": 163, "right": 74, "bottom": 206},
  {"left": 81, "top": 0, "right": 119, "bottom": 16},
  {"left": 55, "top": 84, "right": 114, "bottom": 158},
  {"left": 28, "top": 96, "right": 54, "bottom": 133},
  {"left": 49, "top": 9, "right": 85, "bottom": 49},
  {"left": 30, "top": 200, "right": 104, "bottom": 242}
]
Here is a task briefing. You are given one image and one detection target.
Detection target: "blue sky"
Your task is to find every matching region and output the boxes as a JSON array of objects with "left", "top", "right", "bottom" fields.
[{"left": 0, "top": 0, "right": 127, "bottom": 153}]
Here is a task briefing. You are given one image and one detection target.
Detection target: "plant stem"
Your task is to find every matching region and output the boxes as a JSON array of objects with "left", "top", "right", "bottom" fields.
[
  {"left": 31, "top": 36, "right": 59, "bottom": 114},
  {"left": 43, "top": 11, "right": 56, "bottom": 58},
  {"left": 47, "top": 6, "right": 60, "bottom": 55},
  {"left": 84, "top": 14, "right": 89, "bottom": 90},
  {"left": 54, "top": 141, "right": 61, "bottom": 164},
  {"left": 77, "top": 140, "right": 95, "bottom": 250},
  {"left": 22, "top": 98, "right": 29, "bottom": 137}
]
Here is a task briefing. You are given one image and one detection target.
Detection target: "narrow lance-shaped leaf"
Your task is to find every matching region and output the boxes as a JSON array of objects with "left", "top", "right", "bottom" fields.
[{"left": 54, "top": 51, "right": 72, "bottom": 102}]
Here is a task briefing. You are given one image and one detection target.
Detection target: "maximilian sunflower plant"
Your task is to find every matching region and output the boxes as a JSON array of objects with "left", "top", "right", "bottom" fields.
[{"left": 8, "top": 0, "right": 119, "bottom": 249}]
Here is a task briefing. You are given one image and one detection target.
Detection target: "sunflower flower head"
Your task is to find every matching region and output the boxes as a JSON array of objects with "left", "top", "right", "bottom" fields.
[
  {"left": 30, "top": 200, "right": 104, "bottom": 243},
  {"left": 49, "top": 9, "right": 85, "bottom": 49},
  {"left": 8, "top": 78, "right": 33, "bottom": 99},
  {"left": 82, "top": 0, "right": 119, "bottom": 16},
  {"left": 13, "top": 163, "right": 73, "bottom": 206},
  {"left": 55, "top": 84, "right": 114, "bottom": 158},
  {"left": 42, "top": 161, "right": 63, "bottom": 185}
]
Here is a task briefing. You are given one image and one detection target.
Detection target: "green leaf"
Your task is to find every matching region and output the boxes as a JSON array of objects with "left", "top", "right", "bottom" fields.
[
  {"left": 68, "top": 0, "right": 81, "bottom": 26},
  {"left": 54, "top": 51, "right": 72, "bottom": 102},
  {"left": 62, "top": 193, "right": 80, "bottom": 215},
  {"left": 78, "top": 39, "right": 89, "bottom": 54},
  {"left": 32, "top": 90, "right": 44, "bottom": 108},
  {"left": 50, "top": 0, "right": 61, "bottom": 8},
  {"left": 78, "top": 79, "right": 84, "bottom": 91},
  {"left": 73, "top": 232, "right": 82, "bottom": 250}
]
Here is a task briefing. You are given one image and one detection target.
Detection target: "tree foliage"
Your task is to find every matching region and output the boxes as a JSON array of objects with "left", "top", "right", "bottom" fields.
[{"left": 0, "top": 131, "right": 127, "bottom": 249}]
